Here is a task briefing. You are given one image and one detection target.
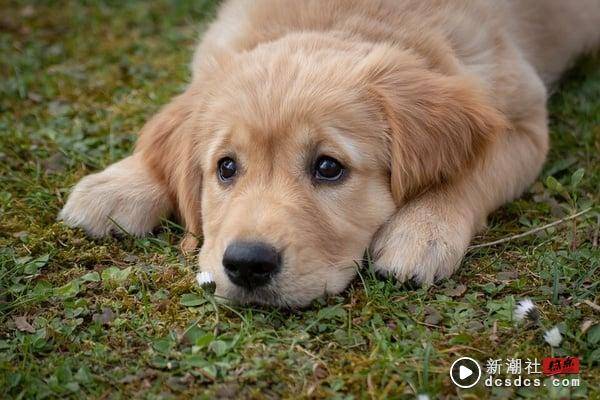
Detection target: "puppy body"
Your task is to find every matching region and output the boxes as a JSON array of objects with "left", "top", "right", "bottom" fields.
[{"left": 60, "top": 0, "right": 600, "bottom": 306}]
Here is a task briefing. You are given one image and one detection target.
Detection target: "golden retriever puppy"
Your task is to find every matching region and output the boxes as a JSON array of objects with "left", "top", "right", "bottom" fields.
[{"left": 59, "top": 0, "right": 600, "bottom": 307}]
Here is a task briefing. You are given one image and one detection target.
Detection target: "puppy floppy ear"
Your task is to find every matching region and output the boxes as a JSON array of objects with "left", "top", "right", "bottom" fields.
[
  {"left": 135, "top": 87, "right": 203, "bottom": 248},
  {"left": 355, "top": 47, "right": 508, "bottom": 203}
]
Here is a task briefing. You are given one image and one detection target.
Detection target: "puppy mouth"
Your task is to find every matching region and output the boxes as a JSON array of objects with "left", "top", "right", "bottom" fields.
[
  {"left": 221, "top": 283, "right": 288, "bottom": 307},
  {"left": 217, "top": 274, "right": 314, "bottom": 308}
]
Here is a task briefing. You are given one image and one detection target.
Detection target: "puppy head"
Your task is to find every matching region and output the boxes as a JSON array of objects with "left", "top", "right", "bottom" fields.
[{"left": 145, "top": 41, "right": 505, "bottom": 307}]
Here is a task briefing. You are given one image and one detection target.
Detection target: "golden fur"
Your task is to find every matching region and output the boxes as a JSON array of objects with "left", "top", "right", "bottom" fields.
[{"left": 59, "top": 0, "right": 600, "bottom": 306}]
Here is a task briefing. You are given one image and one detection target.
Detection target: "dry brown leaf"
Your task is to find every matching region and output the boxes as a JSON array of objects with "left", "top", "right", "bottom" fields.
[
  {"left": 14, "top": 316, "right": 35, "bottom": 333},
  {"left": 580, "top": 320, "right": 595, "bottom": 334},
  {"left": 312, "top": 362, "right": 328, "bottom": 380},
  {"left": 443, "top": 284, "right": 467, "bottom": 297}
]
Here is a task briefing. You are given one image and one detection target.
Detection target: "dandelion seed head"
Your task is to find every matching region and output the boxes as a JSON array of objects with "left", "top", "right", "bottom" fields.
[
  {"left": 514, "top": 298, "right": 538, "bottom": 322},
  {"left": 544, "top": 326, "right": 562, "bottom": 347},
  {"left": 196, "top": 271, "right": 216, "bottom": 293}
]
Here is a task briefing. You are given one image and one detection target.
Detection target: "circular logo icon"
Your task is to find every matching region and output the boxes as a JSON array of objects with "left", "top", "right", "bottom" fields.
[{"left": 450, "top": 357, "right": 481, "bottom": 388}]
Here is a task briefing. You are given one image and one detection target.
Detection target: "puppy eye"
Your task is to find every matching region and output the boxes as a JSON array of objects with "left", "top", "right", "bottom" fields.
[
  {"left": 217, "top": 157, "right": 237, "bottom": 182},
  {"left": 314, "top": 156, "right": 345, "bottom": 182}
]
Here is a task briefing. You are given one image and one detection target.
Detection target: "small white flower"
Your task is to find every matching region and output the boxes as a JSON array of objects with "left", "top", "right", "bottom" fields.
[
  {"left": 544, "top": 326, "right": 562, "bottom": 347},
  {"left": 514, "top": 298, "right": 538, "bottom": 322},
  {"left": 196, "top": 271, "right": 214, "bottom": 287},
  {"left": 416, "top": 394, "right": 430, "bottom": 400}
]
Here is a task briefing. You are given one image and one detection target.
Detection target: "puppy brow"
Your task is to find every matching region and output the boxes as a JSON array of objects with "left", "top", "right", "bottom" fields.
[
  {"left": 205, "top": 129, "right": 233, "bottom": 165},
  {"left": 323, "top": 127, "right": 362, "bottom": 165}
]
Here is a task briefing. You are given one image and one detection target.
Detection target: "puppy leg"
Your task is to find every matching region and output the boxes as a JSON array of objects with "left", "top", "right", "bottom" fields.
[
  {"left": 60, "top": 87, "right": 202, "bottom": 240},
  {"left": 59, "top": 153, "right": 173, "bottom": 237},
  {"left": 371, "top": 104, "right": 549, "bottom": 284}
]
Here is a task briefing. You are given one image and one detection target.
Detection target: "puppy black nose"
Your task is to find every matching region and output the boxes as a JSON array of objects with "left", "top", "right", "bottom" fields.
[{"left": 222, "top": 241, "right": 281, "bottom": 289}]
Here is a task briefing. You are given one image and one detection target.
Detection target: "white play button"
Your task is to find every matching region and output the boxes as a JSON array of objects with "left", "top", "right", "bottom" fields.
[
  {"left": 459, "top": 365, "right": 473, "bottom": 380},
  {"left": 450, "top": 357, "right": 481, "bottom": 388}
]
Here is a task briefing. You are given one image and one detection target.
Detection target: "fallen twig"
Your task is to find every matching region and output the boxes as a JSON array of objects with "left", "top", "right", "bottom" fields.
[
  {"left": 469, "top": 208, "right": 593, "bottom": 250},
  {"left": 593, "top": 214, "right": 599, "bottom": 248},
  {"left": 582, "top": 299, "right": 600, "bottom": 313}
]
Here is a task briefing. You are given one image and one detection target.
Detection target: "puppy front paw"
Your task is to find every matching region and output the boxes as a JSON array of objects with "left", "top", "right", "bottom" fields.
[
  {"left": 369, "top": 198, "right": 473, "bottom": 284},
  {"left": 58, "top": 155, "right": 172, "bottom": 238}
]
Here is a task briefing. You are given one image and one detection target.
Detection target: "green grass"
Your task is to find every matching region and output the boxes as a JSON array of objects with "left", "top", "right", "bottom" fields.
[{"left": 1, "top": 1, "right": 599, "bottom": 398}]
